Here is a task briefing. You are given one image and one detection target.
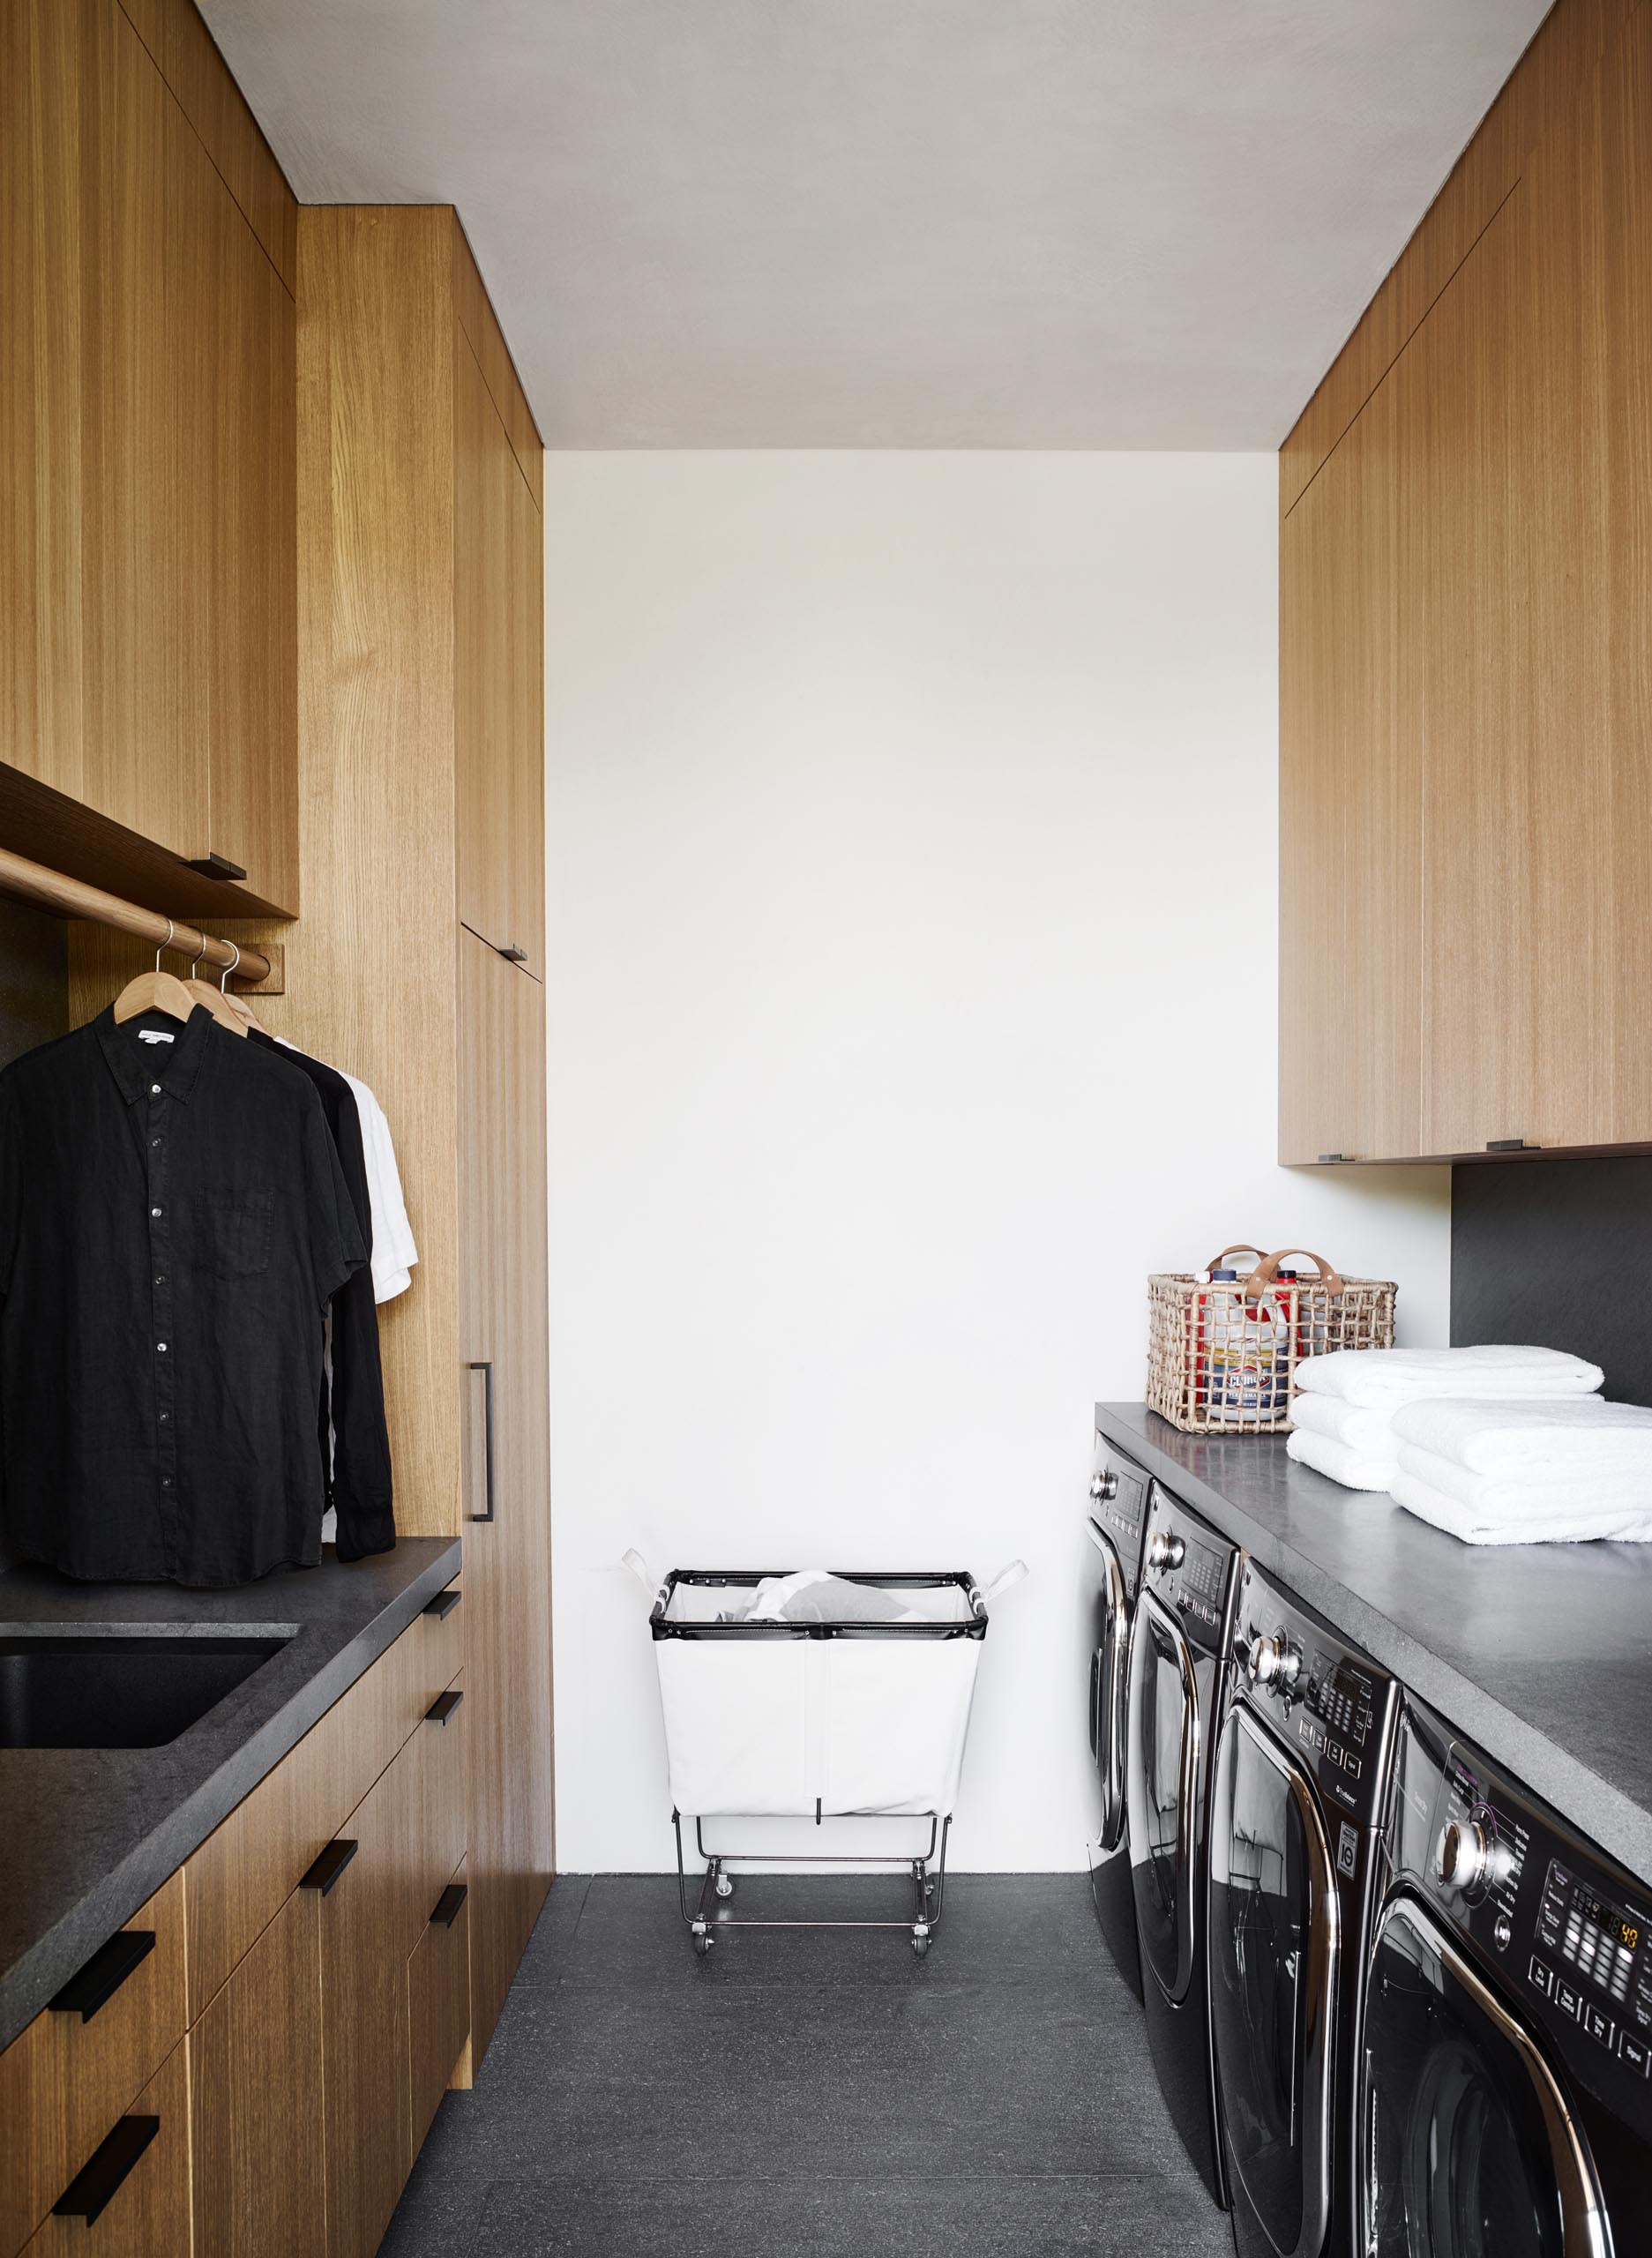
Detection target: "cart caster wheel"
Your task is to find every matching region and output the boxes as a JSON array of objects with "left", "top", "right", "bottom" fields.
[
  {"left": 714, "top": 1872, "right": 736, "bottom": 1899},
  {"left": 693, "top": 1932, "right": 715, "bottom": 1956},
  {"left": 912, "top": 1933, "right": 931, "bottom": 1957}
]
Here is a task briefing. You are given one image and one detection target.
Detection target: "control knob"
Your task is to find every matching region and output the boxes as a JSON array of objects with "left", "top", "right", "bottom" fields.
[
  {"left": 1248, "top": 1633, "right": 1301, "bottom": 1693},
  {"left": 1089, "top": 1470, "right": 1119, "bottom": 1505},
  {"left": 1146, "top": 1531, "right": 1185, "bottom": 1573},
  {"left": 1438, "top": 1817, "right": 1511, "bottom": 1898}
]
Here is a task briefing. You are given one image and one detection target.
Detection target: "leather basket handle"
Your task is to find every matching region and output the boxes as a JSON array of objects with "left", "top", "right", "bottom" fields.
[
  {"left": 1242, "top": 1247, "right": 1345, "bottom": 1301},
  {"left": 1201, "top": 1244, "right": 1268, "bottom": 1278}
]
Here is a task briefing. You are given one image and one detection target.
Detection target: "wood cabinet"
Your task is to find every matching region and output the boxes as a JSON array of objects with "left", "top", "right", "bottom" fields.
[
  {"left": 459, "top": 931, "right": 554, "bottom": 2060},
  {"left": 1278, "top": 0, "right": 1652, "bottom": 1163},
  {"left": 0, "top": 1597, "right": 468, "bottom": 2258},
  {"left": 23, "top": 2038, "right": 193, "bottom": 2258},
  {"left": 291, "top": 206, "right": 554, "bottom": 2075},
  {"left": 191, "top": 1891, "right": 325, "bottom": 2258},
  {"left": 0, "top": 0, "right": 299, "bottom": 916}
]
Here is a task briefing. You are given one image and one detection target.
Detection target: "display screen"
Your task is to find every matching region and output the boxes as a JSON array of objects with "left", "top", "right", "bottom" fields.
[{"left": 1541, "top": 1858, "right": 1641, "bottom": 2005}]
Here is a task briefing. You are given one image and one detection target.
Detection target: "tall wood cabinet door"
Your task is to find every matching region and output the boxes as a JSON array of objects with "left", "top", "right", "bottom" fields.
[
  {"left": 0, "top": 0, "right": 297, "bottom": 908},
  {"left": 458, "top": 928, "right": 554, "bottom": 2066},
  {"left": 1413, "top": 142, "right": 1621, "bottom": 1155},
  {"left": 24, "top": 2038, "right": 193, "bottom": 2258},
  {"left": 191, "top": 1888, "right": 326, "bottom": 2258},
  {"left": 454, "top": 328, "right": 544, "bottom": 975},
  {"left": 317, "top": 1737, "right": 423, "bottom": 2258},
  {"left": 1279, "top": 365, "right": 1424, "bottom": 1163}
]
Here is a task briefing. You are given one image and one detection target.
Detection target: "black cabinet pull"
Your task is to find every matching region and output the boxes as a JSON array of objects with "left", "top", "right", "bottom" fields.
[
  {"left": 467, "top": 1361, "right": 496, "bottom": 1522},
  {"left": 1485, "top": 1138, "right": 1540, "bottom": 1153},
  {"left": 299, "top": 1838, "right": 359, "bottom": 1895},
  {"left": 430, "top": 1882, "right": 468, "bottom": 1929},
  {"left": 422, "top": 1585, "right": 462, "bottom": 1621},
  {"left": 52, "top": 2114, "right": 160, "bottom": 2224},
  {"left": 424, "top": 1688, "right": 464, "bottom": 1726},
  {"left": 184, "top": 851, "right": 249, "bottom": 881},
  {"left": 1316, "top": 1153, "right": 1347, "bottom": 1165},
  {"left": 498, "top": 944, "right": 528, "bottom": 964},
  {"left": 49, "top": 1928, "right": 156, "bottom": 2024}
]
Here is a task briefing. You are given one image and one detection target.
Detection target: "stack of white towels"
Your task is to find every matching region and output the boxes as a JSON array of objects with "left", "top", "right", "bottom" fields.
[{"left": 1287, "top": 1344, "right": 1652, "bottom": 1544}]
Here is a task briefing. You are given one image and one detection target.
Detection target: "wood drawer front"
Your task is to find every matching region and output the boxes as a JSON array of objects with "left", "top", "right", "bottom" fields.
[
  {"left": 0, "top": 1872, "right": 186, "bottom": 2257},
  {"left": 393, "top": 1587, "right": 465, "bottom": 1744},
  {"left": 20, "top": 2036, "right": 191, "bottom": 2258},
  {"left": 185, "top": 1622, "right": 416, "bottom": 2018},
  {"left": 416, "top": 1668, "right": 467, "bottom": 1925},
  {"left": 407, "top": 1861, "right": 470, "bottom": 2158}
]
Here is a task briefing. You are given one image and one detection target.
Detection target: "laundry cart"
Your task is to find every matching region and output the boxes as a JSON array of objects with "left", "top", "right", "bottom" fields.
[{"left": 626, "top": 1557, "right": 1026, "bottom": 1955}]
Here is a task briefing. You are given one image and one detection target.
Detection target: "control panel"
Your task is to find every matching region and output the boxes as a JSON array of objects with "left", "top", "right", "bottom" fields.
[
  {"left": 1140, "top": 1483, "right": 1234, "bottom": 1652},
  {"left": 1230, "top": 1560, "right": 1394, "bottom": 1827},
  {"left": 1394, "top": 1702, "right": 1652, "bottom": 2129},
  {"left": 1087, "top": 1449, "right": 1149, "bottom": 1591}
]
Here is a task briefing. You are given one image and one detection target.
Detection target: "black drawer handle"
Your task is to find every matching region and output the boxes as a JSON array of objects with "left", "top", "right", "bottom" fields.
[
  {"left": 53, "top": 2114, "right": 161, "bottom": 2224},
  {"left": 422, "top": 1586, "right": 462, "bottom": 1621},
  {"left": 49, "top": 1928, "right": 156, "bottom": 2024},
  {"left": 431, "top": 1882, "right": 468, "bottom": 1929},
  {"left": 1316, "top": 1153, "right": 1346, "bottom": 1165},
  {"left": 424, "top": 1688, "right": 464, "bottom": 1726},
  {"left": 1485, "top": 1138, "right": 1540, "bottom": 1153},
  {"left": 184, "top": 851, "right": 249, "bottom": 881},
  {"left": 299, "top": 1838, "right": 359, "bottom": 1895}
]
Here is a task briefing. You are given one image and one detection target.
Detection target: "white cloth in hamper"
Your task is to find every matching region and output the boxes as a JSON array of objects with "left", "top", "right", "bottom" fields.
[
  {"left": 1394, "top": 1441, "right": 1652, "bottom": 1520},
  {"left": 1287, "top": 1427, "right": 1396, "bottom": 1492},
  {"left": 1289, "top": 1391, "right": 1397, "bottom": 1454},
  {"left": 1294, "top": 1344, "right": 1603, "bottom": 1409},
  {"left": 1392, "top": 1394, "right": 1652, "bottom": 1476},
  {"left": 1391, "top": 1467, "right": 1652, "bottom": 1546}
]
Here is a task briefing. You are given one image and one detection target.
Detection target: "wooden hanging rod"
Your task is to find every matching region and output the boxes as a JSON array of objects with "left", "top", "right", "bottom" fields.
[{"left": 0, "top": 845, "right": 273, "bottom": 985}]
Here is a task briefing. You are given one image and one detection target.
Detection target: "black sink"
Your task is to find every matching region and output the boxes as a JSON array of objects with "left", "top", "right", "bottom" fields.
[{"left": 0, "top": 1633, "right": 290, "bottom": 1749}]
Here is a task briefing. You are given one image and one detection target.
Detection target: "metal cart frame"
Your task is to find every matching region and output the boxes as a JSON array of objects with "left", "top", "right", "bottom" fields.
[{"left": 674, "top": 1808, "right": 953, "bottom": 1956}]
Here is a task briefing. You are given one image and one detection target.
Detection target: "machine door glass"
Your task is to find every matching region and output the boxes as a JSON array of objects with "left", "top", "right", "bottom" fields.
[
  {"left": 1363, "top": 1898, "right": 1608, "bottom": 2258},
  {"left": 1209, "top": 1705, "right": 1338, "bottom": 2258},
  {"left": 1126, "top": 1589, "right": 1198, "bottom": 2001},
  {"left": 1087, "top": 1521, "right": 1129, "bottom": 1853}
]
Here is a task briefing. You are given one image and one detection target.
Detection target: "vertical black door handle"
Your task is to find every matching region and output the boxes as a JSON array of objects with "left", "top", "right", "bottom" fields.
[{"left": 468, "top": 1360, "right": 496, "bottom": 1522}]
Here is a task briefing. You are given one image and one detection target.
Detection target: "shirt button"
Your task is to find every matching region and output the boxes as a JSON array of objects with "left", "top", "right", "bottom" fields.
[
  {"left": 154, "top": 1275, "right": 165, "bottom": 1286},
  {"left": 161, "top": 1477, "right": 173, "bottom": 1489},
  {"left": 159, "top": 1411, "right": 170, "bottom": 1423},
  {"left": 156, "top": 1342, "right": 168, "bottom": 1354},
  {"left": 150, "top": 1083, "right": 161, "bottom": 1095},
  {"left": 151, "top": 1206, "right": 163, "bottom": 1218},
  {"left": 150, "top": 1137, "right": 161, "bottom": 1149}
]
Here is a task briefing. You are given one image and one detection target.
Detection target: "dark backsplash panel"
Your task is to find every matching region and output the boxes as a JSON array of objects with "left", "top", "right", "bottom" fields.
[{"left": 1452, "top": 1157, "right": 1652, "bottom": 1404}]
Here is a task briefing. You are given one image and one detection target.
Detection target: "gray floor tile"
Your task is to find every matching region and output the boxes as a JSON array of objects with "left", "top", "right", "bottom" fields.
[
  {"left": 382, "top": 1873, "right": 1231, "bottom": 2258},
  {"left": 475, "top": 2172, "right": 1234, "bottom": 2258}
]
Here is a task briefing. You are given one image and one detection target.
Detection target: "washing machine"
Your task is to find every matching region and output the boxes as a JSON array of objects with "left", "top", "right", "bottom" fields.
[
  {"left": 1208, "top": 1559, "right": 1399, "bottom": 2258},
  {"left": 1125, "top": 1477, "right": 1243, "bottom": 2207},
  {"left": 1081, "top": 1432, "right": 1153, "bottom": 1998},
  {"left": 1364, "top": 1694, "right": 1651, "bottom": 2256}
]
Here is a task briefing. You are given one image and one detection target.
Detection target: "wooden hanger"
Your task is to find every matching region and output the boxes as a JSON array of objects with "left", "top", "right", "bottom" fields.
[
  {"left": 217, "top": 943, "right": 266, "bottom": 1035},
  {"left": 183, "top": 940, "right": 249, "bottom": 1038},
  {"left": 113, "top": 921, "right": 197, "bottom": 1026}
]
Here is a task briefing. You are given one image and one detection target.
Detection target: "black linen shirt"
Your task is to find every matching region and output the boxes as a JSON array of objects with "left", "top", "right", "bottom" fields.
[
  {"left": 248, "top": 1029, "right": 395, "bottom": 1560},
  {"left": 0, "top": 1006, "right": 365, "bottom": 1585}
]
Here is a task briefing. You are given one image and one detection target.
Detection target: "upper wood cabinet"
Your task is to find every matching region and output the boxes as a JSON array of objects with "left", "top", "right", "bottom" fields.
[
  {"left": 0, "top": 0, "right": 299, "bottom": 916},
  {"left": 454, "top": 243, "right": 546, "bottom": 976},
  {"left": 1279, "top": 0, "right": 1652, "bottom": 1163}
]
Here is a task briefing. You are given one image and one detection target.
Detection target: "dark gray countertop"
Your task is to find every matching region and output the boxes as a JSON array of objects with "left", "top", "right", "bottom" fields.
[
  {"left": 1097, "top": 1403, "right": 1652, "bottom": 1887},
  {"left": 0, "top": 1536, "right": 460, "bottom": 2052}
]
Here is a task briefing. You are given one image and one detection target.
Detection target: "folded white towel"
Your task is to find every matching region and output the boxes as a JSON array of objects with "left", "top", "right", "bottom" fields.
[
  {"left": 1294, "top": 1344, "right": 1603, "bottom": 1409},
  {"left": 1392, "top": 1394, "right": 1652, "bottom": 1476},
  {"left": 1395, "top": 1441, "right": 1652, "bottom": 1519},
  {"left": 1287, "top": 1426, "right": 1396, "bottom": 1492},
  {"left": 1390, "top": 1466, "right": 1652, "bottom": 1546},
  {"left": 1289, "top": 1392, "right": 1395, "bottom": 1454}
]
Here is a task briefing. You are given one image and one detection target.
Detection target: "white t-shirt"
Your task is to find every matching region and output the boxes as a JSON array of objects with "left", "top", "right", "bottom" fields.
[{"left": 275, "top": 1040, "right": 417, "bottom": 1302}]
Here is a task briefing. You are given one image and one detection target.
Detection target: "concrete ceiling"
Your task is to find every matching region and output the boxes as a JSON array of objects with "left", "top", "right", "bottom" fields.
[{"left": 204, "top": 0, "right": 1548, "bottom": 449}]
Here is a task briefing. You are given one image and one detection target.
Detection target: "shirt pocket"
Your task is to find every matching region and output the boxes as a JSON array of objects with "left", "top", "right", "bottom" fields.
[{"left": 206, "top": 1188, "right": 275, "bottom": 1279}]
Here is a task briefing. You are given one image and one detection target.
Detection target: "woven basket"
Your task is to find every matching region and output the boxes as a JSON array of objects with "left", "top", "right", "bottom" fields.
[{"left": 1147, "top": 1244, "right": 1396, "bottom": 1434}]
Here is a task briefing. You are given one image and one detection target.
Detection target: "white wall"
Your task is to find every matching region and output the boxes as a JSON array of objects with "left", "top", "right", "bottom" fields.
[{"left": 543, "top": 452, "right": 1450, "bottom": 1874}]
